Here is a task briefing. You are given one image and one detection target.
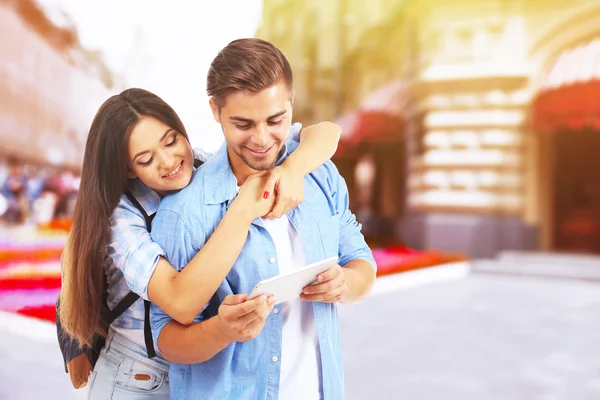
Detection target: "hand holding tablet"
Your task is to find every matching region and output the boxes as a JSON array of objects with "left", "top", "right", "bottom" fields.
[
  {"left": 298, "top": 262, "right": 348, "bottom": 304},
  {"left": 248, "top": 256, "right": 339, "bottom": 304}
]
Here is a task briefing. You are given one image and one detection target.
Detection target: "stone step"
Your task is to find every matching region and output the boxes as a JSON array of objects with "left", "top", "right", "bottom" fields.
[
  {"left": 473, "top": 258, "right": 600, "bottom": 281},
  {"left": 497, "top": 251, "right": 600, "bottom": 268}
]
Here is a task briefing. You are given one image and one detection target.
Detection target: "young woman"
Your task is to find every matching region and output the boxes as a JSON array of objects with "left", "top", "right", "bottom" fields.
[{"left": 58, "top": 88, "right": 340, "bottom": 398}]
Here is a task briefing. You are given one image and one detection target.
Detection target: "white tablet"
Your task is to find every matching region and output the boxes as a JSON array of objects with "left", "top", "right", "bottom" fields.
[{"left": 249, "top": 256, "right": 339, "bottom": 304}]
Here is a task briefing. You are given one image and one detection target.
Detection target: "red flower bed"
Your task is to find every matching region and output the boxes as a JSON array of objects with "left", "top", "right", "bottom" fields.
[
  {"left": 17, "top": 304, "right": 56, "bottom": 323},
  {"left": 0, "top": 242, "right": 465, "bottom": 324},
  {"left": 0, "top": 276, "right": 61, "bottom": 290},
  {"left": 372, "top": 246, "right": 466, "bottom": 277},
  {"left": 0, "top": 248, "right": 63, "bottom": 265}
]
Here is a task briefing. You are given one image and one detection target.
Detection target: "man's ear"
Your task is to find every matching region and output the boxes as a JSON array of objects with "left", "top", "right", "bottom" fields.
[
  {"left": 290, "top": 89, "right": 295, "bottom": 106},
  {"left": 209, "top": 98, "right": 221, "bottom": 123}
]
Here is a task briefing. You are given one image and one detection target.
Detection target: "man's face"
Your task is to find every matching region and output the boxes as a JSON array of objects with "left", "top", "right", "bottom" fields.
[{"left": 211, "top": 82, "right": 293, "bottom": 174}]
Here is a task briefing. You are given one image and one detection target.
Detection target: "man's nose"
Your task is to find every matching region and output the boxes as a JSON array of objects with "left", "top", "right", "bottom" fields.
[{"left": 252, "top": 124, "right": 269, "bottom": 146}]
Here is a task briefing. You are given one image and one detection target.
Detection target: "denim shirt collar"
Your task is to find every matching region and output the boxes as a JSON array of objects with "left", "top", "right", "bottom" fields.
[{"left": 126, "top": 178, "right": 162, "bottom": 215}]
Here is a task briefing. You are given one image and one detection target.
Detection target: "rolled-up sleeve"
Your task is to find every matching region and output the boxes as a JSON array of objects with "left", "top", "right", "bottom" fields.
[
  {"left": 327, "top": 162, "right": 377, "bottom": 271},
  {"left": 107, "top": 198, "right": 165, "bottom": 301}
]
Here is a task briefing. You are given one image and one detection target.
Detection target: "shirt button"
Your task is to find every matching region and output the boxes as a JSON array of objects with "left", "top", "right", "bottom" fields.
[
  {"left": 273, "top": 307, "right": 279, "bottom": 315},
  {"left": 272, "top": 356, "right": 279, "bottom": 363},
  {"left": 269, "top": 257, "right": 276, "bottom": 264}
]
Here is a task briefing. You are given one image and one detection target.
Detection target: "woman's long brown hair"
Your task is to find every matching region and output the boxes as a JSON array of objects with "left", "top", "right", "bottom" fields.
[{"left": 59, "top": 88, "right": 189, "bottom": 347}]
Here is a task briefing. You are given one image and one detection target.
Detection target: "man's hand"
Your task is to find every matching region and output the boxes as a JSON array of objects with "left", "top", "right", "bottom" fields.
[
  {"left": 300, "top": 265, "right": 348, "bottom": 303},
  {"left": 262, "top": 164, "right": 304, "bottom": 219},
  {"left": 217, "top": 294, "right": 275, "bottom": 342}
]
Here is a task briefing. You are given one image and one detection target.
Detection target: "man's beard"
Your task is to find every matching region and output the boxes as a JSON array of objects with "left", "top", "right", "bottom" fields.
[{"left": 234, "top": 144, "right": 281, "bottom": 171}]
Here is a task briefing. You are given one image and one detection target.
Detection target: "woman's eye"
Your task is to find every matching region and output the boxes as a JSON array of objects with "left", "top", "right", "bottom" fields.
[
  {"left": 166, "top": 136, "right": 178, "bottom": 146},
  {"left": 139, "top": 158, "right": 153, "bottom": 167}
]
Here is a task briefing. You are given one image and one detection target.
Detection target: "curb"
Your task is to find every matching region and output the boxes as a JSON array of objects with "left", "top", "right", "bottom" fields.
[
  {"left": 0, "top": 309, "right": 56, "bottom": 344},
  {"left": 370, "top": 261, "right": 471, "bottom": 297}
]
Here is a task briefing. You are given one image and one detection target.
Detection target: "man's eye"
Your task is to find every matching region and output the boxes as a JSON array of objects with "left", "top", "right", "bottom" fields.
[
  {"left": 267, "top": 120, "right": 283, "bottom": 126},
  {"left": 236, "top": 124, "right": 251, "bottom": 130}
]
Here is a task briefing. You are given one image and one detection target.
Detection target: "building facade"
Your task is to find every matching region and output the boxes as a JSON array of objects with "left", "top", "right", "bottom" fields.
[
  {"left": 257, "top": 0, "right": 600, "bottom": 256},
  {"left": 0, "top": 0, "right": 113, "bottom": 171}
]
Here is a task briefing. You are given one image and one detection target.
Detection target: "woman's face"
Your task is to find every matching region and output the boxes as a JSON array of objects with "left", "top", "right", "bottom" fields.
[{"left": 127, "top": 116, "right": 194, "bottom": 194}]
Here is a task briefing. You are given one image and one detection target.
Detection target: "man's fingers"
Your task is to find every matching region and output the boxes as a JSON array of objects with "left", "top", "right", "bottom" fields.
[
  {"left": 237, "top": 298, "right": 274, "bottom": 325},
  {"left": 228, "top": 294, "right": 276, "bottom": 318},
  {"left": 316, "top": 266, "right": 341, "bottom": 283},
  {"left": 302, "top": 274, "right": 343, "bottom": 295},
  {"left": 325, "top": 294, "right": 343, "bottom": 303},
  {"left": 222, "top": 294, "right": 261, "bottom": 317},
  {"left": 222, "top": 294, "right": 248, "bottom": 306},
  {"left": 301, "top": 285, "right": 346, "bottom": 302},
  {"left": 244, "top": 310, "right": 270, "bottom": 332},
  {"left": 323, "top": 284, "right": 347, "bottom": 301},
  {"left": 301, "top": 266, "right": 342, "bottom": 295},
  {"left": 232, "top": 295, "right": 267, "bottom": 316}
]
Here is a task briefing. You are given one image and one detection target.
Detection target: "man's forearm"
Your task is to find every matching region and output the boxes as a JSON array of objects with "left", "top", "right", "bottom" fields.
[
  {"left": 158, "top": 317, "right": 231, "bottom": 364},
  {"left": 341, "top": 259, "right": 376, "bottom": 304}
]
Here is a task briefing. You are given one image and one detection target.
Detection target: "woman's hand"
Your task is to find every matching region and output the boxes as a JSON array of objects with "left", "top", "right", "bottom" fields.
[
  {"left": 262, "top": 164, "right": 304, "bottom": 219},
  {"left": 229, "top": 161, "right": 306, "bottom": 223},
  {"left": 229, "top": 172, "right": 276, "bottom": 223}
]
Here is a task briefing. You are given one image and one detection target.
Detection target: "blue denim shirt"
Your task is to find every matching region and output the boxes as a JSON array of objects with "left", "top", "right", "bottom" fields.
[{"left": 150, "top": 139, "right": 376, "bottom": 400}]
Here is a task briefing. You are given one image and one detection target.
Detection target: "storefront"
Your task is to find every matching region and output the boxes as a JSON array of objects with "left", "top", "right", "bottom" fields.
[
  {"left": 532, "top": 38, "right": 600, "bottom": 254},
  {"left": 334, "top": 80, "right": 406, "bottom": 245},
  {"left": 401, "top": 69, "right": 539, "bottom": 257}
]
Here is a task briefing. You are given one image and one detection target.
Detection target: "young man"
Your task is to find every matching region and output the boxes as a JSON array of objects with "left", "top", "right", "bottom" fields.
[{"left": 150, "top": 38, "right": 377, "bottom": 400}]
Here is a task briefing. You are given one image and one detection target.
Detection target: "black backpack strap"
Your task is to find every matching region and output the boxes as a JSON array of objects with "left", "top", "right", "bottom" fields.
[
  {"left": 105, "top": 291, "right": 140, "bottom": 325},
  {"left": 124, "top": 190, "right": 154, "bottom": 231},
  {"left": 101, "top": 291, "right": 156, "bottom": 359},
  {"left": 144, "top": 300, "right": 157, "bottom": 358},
  {"left": 100, "top": 190, "right": 157, "bottom": 359}
]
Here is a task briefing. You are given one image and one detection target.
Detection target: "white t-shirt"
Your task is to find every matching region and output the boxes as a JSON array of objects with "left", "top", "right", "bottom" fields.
[{"left": 260, "top": 216, "right": 322, "bottom": 400}]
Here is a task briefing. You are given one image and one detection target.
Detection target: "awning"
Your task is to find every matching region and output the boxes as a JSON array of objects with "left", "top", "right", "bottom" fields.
[
  {"left": 533, "top": 39, "right": 600, "bottom": 131},
  {"left": 335, "top": 80, "right": 405, "bottom": 154}
]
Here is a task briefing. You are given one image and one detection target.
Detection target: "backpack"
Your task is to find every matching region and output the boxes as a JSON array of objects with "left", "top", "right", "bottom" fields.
[{"left": 56, "top": 190, "right": 156, "bottom": 389}]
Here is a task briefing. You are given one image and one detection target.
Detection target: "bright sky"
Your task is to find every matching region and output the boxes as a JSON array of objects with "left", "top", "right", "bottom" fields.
[{"left": 38, "top": 0, "right": 264, "bottom": 151}]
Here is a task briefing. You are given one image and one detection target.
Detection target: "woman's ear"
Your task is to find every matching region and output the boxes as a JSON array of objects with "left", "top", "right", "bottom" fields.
[{"left": 126, "top": 168, "right": 137, "bottom": 179}]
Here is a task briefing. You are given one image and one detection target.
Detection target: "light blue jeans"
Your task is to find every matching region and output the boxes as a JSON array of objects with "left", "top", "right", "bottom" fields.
[{"left": 87, "top": 329, "right": 169, "bottom": 399}]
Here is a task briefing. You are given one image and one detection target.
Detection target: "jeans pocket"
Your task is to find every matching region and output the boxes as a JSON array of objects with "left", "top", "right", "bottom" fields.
[{"left": 112, "top": 357, "right": 168, "bottom": 396}]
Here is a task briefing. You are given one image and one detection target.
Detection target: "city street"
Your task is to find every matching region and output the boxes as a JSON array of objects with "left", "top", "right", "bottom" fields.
[
  {"left": 3, "top": 1, "right": 600, "bottom": 399},
  {"left": 341, "top": 266, "right": 600, "bottom": 400},
  {"left": 1, "top": 259, "right": 599, "bottom": 399}
]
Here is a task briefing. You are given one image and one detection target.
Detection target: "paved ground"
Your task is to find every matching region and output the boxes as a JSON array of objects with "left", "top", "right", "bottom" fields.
[
  {"left": 0, "top": 312, "right": 84, "bottom": 400},
  {"left": 341, "top": 273, "right": 600, "bottom": 400},
  {"left": 2, "top": 264, "right": 599, "bottom": 399}
]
